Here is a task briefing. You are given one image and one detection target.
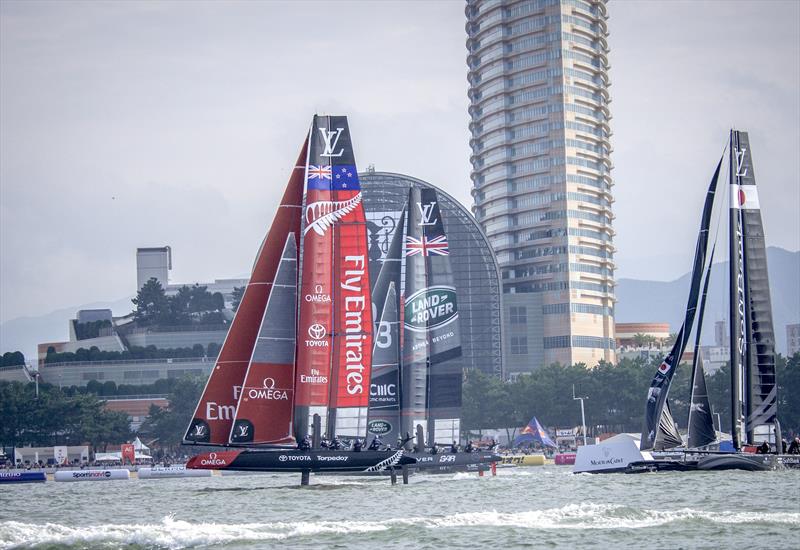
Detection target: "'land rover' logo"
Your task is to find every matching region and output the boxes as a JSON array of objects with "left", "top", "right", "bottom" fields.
[
  {"left": 404, "top": 286, "right": 458, "bottom": 332},
  {"left": 368, "top": 420, "right": 392, "bottom": 435}
]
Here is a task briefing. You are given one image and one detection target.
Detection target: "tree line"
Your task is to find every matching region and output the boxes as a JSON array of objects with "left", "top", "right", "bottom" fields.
[
  {"left": 0, "top": 381, "right": 132, "bottom": 451},
  {"left": 0, "top": 351, "right": 26, "bottom": 367},
  {"left": 462, "top": 353, "right": 800, "bottom": 440},
  {"left": 44, "top": 343, "right": 221, "bottom": 364},
  {"left": 133, "top": 278, "right": 227, "bottom": 327}
]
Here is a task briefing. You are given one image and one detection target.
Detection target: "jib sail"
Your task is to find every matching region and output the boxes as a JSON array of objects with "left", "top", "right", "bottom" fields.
[
  {"left": 184, "top": 139, "right": 306, "bottom": 445},
  {"left": 229, "top": 233, "right": 298, "bottom": 446},
  {"left": 688, "top": 246, "right": 717, "bottom": 449},
  {"left": 641, "top": 157, "right": 722, "bottom": 451}
]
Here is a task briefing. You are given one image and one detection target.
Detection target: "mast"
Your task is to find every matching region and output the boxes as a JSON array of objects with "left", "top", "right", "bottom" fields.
[
  {"left": 183, "top": 138, "right": 306, "bottom": 445},
  {"left": 640, "top": 157, "right": 722, "bottom": 451},
  {"left": 295, "top": 118, "right": 336, "bottom": 440},
  {"left": 728, "top": 130, "right": 746, "bottom": 450}
]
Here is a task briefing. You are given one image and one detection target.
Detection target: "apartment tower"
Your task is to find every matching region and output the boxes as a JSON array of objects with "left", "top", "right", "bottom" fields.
[{"left": 466, "top": 0, "right": 615, "bottom": 372}]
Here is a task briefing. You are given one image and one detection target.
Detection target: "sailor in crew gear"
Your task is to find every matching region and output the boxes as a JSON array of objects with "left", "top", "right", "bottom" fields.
[
  {"left": 353, "top": 438, "right": 362, "bottom": 452},
  {"left": 298, "top": 436, "right": 311, "bottom": 451},
  {"left": 451, "top": 441, "right": 459, "bottom": 453},
  {"left": 368, "top": 436, "right": 382, "bottom": 451},
  {"left": 330, "top": 437, "right": 342, "bottom": 450},
  {"left": 464, "top": 441, "right": 474, "bottom": 453}
]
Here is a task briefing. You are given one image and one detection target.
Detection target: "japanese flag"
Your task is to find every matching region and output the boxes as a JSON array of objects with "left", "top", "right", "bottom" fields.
[{"left": 730, "top": 184, "right": 760, "bottom": 210}]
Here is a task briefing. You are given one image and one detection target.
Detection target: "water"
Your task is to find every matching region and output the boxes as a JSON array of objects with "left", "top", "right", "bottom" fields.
[{"left": 1, "top": 466, "right": 798, "bottom": 549}]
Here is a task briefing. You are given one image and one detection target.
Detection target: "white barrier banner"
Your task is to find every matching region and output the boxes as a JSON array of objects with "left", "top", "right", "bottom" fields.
[
  {"left": 54, "top": 469, "right": 131, "bottom": 482},
  {"left": 138, "top": 466, "right": 212, "bottom": 479}
]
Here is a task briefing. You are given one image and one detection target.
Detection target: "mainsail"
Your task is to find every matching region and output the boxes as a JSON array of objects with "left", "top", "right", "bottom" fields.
[
  {"left": 328, "top": 117, "right": 373, "bottom": 439},
  {"left": 402, "top": 186, "right": 463, "bottom": 445},
  {"left": 728, "top": 130, "right": 779, "bottom": 447},
  {"left": 366, "top": 209, "right": 406, "bottom": 445},
  {"left": 640, "top": 157, "right": 722, "bottom": 451},
  {"left": 295, "top": 115, "right": 373, "bottom": 440},
  {"left": 184, "top": 139, "right": 306, "bottom": 445},
  {"left": 229, "top": 234, "right": 298, "bottom": 446}
]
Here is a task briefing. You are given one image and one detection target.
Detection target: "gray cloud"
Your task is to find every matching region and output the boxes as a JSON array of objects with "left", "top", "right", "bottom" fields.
[{"left": 1, "top": 0, "right": 797, "bottom": 330}]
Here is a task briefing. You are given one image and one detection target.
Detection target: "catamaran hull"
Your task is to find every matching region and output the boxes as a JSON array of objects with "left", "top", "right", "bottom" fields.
[
  {"left": 625, "top": 453, "right": 800, "bottom": 473},
  {"left": 185, "top": 449, "right": 414, "bottom": 473},
  {"left": 402, "top": 451, "right": 500, "bottom": 474}
]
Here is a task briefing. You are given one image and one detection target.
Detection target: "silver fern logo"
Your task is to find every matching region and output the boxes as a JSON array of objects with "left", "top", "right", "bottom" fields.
[{"left": 304, "top": 194, "right": 362, "bottom": 236}]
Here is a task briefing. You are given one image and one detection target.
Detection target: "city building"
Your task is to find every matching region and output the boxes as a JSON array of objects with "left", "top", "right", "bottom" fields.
[
  {"left": 466, "top": 0, "right": 615, "bottom": 372},
  {"left": 714, "top": 320, "right": 727, "bottom": 347},
  {"left": 136, "top": 246, "right": 172, "bottom": 291},
  {"left": 788, "top": 324, "right": 800, "bottom": 357},
  {"left": 614, "top": 323, "right": 670, "bottom": 349},
  {"left": 137, "top": 246, "right": 248, "bottom": 308}
]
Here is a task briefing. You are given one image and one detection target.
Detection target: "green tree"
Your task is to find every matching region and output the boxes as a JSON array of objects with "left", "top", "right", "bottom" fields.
[
  {"left": 0, "top": 381, "right": 131, "bottom": 449},
  {"left": 231, "top": 286, "right": 245, "bottom": 313},
  {"left": 132, "top": 277, "right": 170, "bottom": 326},
  {"left": 140, "top": 376, "right": 205, "bottom": 450},
  {"left": 0, "top": 351, "right": 25, "bottom": 367}
]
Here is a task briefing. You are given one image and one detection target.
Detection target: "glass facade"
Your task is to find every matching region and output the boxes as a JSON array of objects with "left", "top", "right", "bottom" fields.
[
  {"left": 467, "top": 0, "right": 615, "bottom": 373},
  {"left": 360, "top": 171, "right": 504, "bottom": 378}
]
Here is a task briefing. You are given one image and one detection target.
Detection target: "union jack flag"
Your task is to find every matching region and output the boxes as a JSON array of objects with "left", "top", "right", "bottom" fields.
[
  {"left": 307, "top": 165, "right": 332, "bottom": 180},
  {"left": 405, "top": 234, "right": 449, "bottom": 256}
]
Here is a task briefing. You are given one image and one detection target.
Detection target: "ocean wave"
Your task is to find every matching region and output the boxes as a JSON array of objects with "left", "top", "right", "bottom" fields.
[{"left": 2, "top": 505, "right": 797, "bottom": 548}]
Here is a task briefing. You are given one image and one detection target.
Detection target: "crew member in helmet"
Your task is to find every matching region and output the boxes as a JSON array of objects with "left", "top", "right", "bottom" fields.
[{"left": 368, "top": 435, "right": 383, "bottom": 451}]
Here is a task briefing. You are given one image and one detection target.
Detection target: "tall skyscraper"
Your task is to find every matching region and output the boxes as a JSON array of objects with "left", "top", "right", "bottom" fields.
[{"left": 466, "top": 0, "right": 615, "bottom": 373}]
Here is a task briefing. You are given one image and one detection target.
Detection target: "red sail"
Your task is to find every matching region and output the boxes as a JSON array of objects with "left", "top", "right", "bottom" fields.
[
  {"left": 229, "top": 233, "right": 299, "bottom": 446},
  {"left": 329, "top": 163, "right": 373, "bottom": 438},
  {"left": 183, "top": 139, "right": 306, "bottom": 445}
]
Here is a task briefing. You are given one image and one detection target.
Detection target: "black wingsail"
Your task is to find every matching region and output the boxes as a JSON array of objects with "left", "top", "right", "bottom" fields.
[
  {"left": 687, "top": 247, "right": 717, "bottom": 449},
  {"left": 729, "top": 130, "right": 780, "bottom": 446},
  {"left": 641, "top": 157, "right": 722, "bottom": 451},
  {"left": 367, "top": 209, "right": 406, "bottom": 445},
  {"left": 402, "top": 186, "right": 463, "bottom": 446}
]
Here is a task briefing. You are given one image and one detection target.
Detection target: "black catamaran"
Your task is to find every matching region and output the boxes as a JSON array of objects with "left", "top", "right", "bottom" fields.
[{"left": 637, "top": 129, "right": 797, "bottom": 471}]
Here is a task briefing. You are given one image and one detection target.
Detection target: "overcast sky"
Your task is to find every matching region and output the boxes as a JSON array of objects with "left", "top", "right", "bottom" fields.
[{"left": 1, "top": 0, "right": 798, "bottom": 325}]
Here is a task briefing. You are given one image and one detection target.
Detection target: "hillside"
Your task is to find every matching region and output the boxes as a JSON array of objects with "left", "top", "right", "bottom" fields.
[{"left": 615, "top": 247, "right": 800, "bottom": 354}]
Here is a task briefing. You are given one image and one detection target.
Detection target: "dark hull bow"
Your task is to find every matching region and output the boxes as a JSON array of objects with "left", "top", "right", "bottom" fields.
[{"left": 186, "top": 449, "right": 415, "bottom": 473}]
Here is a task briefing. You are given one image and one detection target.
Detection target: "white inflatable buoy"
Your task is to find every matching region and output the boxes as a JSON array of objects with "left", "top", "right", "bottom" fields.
[{"left": 54, "top": 469, "right": 131, "bottom": 482}]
